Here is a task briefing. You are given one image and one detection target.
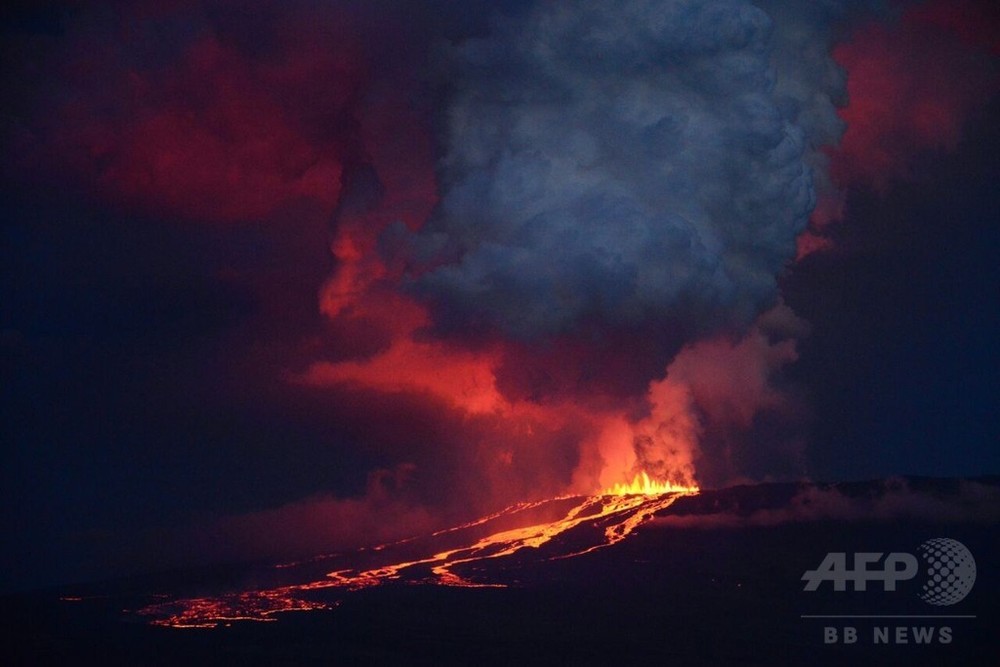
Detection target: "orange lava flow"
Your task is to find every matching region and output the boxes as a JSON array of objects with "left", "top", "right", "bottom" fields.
[
  {"left": 140, "top": 586, "right": 335, "bottom": 628},
  {"left": 139, "top": 483, "right": 698, "bottom": 628}
]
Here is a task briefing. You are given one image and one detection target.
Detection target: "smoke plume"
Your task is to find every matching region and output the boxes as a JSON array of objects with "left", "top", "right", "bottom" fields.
[
  {"left": 356, "top": 0, "right": 876, "bottom": 493},
  {"left": 400, "top": 0, "right": 855, "bottom": 346}
]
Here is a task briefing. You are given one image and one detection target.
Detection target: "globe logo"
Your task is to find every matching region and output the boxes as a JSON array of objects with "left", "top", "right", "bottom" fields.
[{"left": 918, "top": 538, "right": 976, "bottom": 606}]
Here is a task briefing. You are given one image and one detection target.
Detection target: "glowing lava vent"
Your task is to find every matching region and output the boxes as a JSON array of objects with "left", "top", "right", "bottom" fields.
[{"left": 604, "top": 471, "right": 699, "bottom": 496}]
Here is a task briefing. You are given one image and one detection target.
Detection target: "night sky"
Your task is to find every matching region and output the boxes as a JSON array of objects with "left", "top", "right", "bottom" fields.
[{"left": 2, "top": 0, "right": 998, "bottom": 593}]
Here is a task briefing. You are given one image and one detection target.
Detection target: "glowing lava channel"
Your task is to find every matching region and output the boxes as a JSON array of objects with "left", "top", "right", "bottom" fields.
[{"left": 139, "top": 477, "right": 698, "bottom": 628}]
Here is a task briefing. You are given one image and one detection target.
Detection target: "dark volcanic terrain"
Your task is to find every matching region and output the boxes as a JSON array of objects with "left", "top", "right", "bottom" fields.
[{"left": 4, "top": 477, "right": 998, "bottom": 665}]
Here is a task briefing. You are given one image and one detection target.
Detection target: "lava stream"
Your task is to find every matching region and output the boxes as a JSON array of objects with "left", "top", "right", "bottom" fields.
[{"left": 139, "top": 480, "right": 698, "bottom": 628}]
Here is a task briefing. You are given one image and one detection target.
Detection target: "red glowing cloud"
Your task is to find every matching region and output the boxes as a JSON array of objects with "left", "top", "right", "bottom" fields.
[
  {"left": 91, "top": 37, "right": 348, "bottom": 221},
  {"left": 797, "top": 0, "right": 998, "bottom": 258},
  {"left": 14, "top": 5, "right": 372, "bottom": 222},
  {"left": 831, "top": 0, "right": 998, "bottom": 189}
]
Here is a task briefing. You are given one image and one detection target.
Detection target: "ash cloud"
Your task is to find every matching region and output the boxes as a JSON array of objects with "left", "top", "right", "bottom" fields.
[{"left": 396, "top": 0, "right": 867, "bottom": 344}]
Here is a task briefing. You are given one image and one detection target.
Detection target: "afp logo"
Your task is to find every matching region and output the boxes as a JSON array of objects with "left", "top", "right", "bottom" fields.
[{"left": 802, "top": 538, "right": 976, "bottom": 605}]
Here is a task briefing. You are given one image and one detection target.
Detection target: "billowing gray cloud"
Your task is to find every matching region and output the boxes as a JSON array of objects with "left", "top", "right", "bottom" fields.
[{"left": 392, "top": 0, "right": 868, "bottom": 342}]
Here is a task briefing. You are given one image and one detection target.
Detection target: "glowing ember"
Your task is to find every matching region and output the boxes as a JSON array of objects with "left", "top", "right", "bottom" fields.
[{"left": 138, "top": 482, "right": 699, "bottom": 628}]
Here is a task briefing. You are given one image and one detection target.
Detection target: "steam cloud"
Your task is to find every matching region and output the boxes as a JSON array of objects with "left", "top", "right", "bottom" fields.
[{"left": 397, "top": 0, "right": 863, "bottom": 345}]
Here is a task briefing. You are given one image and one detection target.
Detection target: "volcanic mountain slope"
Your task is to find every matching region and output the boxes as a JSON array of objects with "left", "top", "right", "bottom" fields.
[{"left": 4, "top": 477, "right": 998, "bottom": 665}]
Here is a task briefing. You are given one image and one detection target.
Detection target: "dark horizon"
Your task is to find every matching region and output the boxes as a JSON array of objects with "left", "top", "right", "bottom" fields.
[{"left": 3, "top": 475, "right": 997, "bottom": 666}]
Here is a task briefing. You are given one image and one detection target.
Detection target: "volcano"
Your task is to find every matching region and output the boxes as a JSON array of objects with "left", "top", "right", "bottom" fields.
[{"left": 4, "top": 477, "right": 998, "bottom": 665}]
